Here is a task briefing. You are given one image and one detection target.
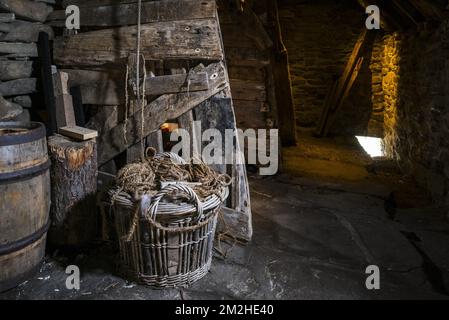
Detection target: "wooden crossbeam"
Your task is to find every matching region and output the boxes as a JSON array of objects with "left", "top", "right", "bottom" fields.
[
  {"left": 62, "top": 69, "right": 210, "bottom": 105},
  {"left": 407, "top": 0, "right": 445, "bottom": 21},
  {"left": 48, "top": 0, "right": 216, "bottom": 27},
  {"left": 53, "top": 19, "right": 223, "bottom": 66},
  {"left": 315, "top": 30, "right": 370, "bottom": 137},
  {"left": 97, "top": 62, "right": 228, "bottom": 165}
]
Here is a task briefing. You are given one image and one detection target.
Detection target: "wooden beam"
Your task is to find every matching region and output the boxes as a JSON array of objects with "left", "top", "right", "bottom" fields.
[
  {"left": 315, "top": 30, "right": 371, "bottom": 136},
  {"left": 61, "top": 0, "right": 155, "bottom": 7},
  {"left": 267, "top": 0, "right": 297, "bottom": 146},
  {"left": 0, "top": 95, "right": 22, "bottom": 121},
  {"left": 408, "top": 0, "right": 445, "bottom": 21},
  {"left": 0, "top": 60, "right": 33, "bottom": 81},
  {"left": 98, "top": 62, "right": 228, "bottom": 165},
  {"left": 53, "top": 19, "right": 223, "bottom": 66},
  {"left": 194, "top": 96, "right": 253, "bottom": 242},
  {"left": 323, "top": 57, "right": 364, "bottom": 136},
  {"left": 226, "top": 47, "right": 270, "bottom": 67},
  {"left": 0, "top": 13, "right": 15, "bottom": 23},
  {"left": 65, "top": 69, "right": 210, "bottom": 105},
  {"left": 0, "top": 42, "right": 37, "bottom": 57},
  {"left": 48, "top": 0, "right": 216, "bottom": 27},
  {"left": 0, "top": 20, "right": 54, "bottom": 43},
  {"left": 0, "top": 78, "right": 37, "bottom": 97},
  {"left": 238, "top": 8, "right": 273, "bottom": 51},
  {"left": 0, "top": 0, "right": 53, "bottom": 23}
]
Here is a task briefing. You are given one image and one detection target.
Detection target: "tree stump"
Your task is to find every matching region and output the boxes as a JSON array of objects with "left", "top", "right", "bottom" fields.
[{"left": 47, "top": 134, "right": 98, "bottom": 247}]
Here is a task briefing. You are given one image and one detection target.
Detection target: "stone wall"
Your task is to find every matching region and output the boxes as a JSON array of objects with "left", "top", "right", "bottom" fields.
[
  {"left": 278, "top": 0, "right": 371, "bottom": 135},
  {"left": 373, "top": 22, "right": 449, "bottom": 205}
]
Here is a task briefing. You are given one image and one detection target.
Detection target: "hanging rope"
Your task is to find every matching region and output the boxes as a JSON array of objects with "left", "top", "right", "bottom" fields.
[{"left": 135, "top": 0, "right": 147, "bottom": 162}]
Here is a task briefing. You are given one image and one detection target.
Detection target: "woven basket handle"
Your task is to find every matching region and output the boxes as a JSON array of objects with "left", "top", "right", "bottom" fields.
[{"left": 146, "top": 184, "right": 204, "bottom": 223}]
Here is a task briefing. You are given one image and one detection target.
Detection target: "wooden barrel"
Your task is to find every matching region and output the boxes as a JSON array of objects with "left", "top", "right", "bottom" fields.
[{"left": 0, "top": 122, "right": 51, "bottom": 292}]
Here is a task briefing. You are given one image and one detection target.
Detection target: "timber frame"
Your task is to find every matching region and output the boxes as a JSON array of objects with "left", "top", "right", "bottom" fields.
[{"left": 52, "top": 0, "right": 253, "bottom": 242}]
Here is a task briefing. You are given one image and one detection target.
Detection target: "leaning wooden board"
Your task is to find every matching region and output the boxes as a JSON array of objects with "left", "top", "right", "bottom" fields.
[
  {"left": 53, "top": 19, "right": 223, "bottom": 66},
  {"left": 97, "top": 62, "right": 227, "bottom": 165}
]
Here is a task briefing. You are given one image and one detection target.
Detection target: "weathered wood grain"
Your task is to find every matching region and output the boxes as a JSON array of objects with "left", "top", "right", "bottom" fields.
[
  {"left": 194, "top": 94, "right": 253, "bottom": 242},
  {"left": 48, "top": 0, "right": 216, "bottom": 27},
  {"left": 225, "top": 47, "right": 270, "bottom": 67},
  {"left": 53, "top": 19, "right": 223, "bottom": 66},
  {"left": 64, "top": 69, "right": 210, "bottom": 105},
  {"left": 0, "top": 13, "right": 15, "bottom": 22},
  {"left": 0, "top": 78, "right": 37, "bottom": 96},
  {"left": 47, "top": 134, "right": 97, "bottom": 247},
  {"left": 0, "top": 0, "right": 53, "bottom": 23},
  {"left": 0, "top": 60, "right": 33, "bottom": 81},
  {"left": 0, "top": 95, "right": 22, "bottom": 120},
  {"left": 98, "top": 62, "right": 228, "bottom": 165},
  {"left": 0, "top": 20, "right": 53, "bottom": 42},
  {"left": 59, "top": 126, "right": 98, "bottom": 141},
  {"left": 0, "top": 42, "right": 37, "bottom": 57}
]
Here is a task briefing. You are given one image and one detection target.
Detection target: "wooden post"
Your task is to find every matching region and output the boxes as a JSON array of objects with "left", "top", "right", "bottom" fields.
[
  {"left": 47, "top": 134, "right": 98, "bottom": 247},
  {"left": 266, "top": 0, "right": 297, "bottom": 146},
  {"left": 37, "top": 31, "right": 57, "bottom": 135}
]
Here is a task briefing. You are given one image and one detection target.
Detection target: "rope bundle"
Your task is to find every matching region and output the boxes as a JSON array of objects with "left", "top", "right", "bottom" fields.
[{"left": 115, "top": 152, "right": 231, "bottom": 201}]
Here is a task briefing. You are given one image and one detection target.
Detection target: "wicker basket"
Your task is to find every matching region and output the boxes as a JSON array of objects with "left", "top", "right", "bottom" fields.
[{"left": 112, "top": 184, "right": 226, "bottom": 288}]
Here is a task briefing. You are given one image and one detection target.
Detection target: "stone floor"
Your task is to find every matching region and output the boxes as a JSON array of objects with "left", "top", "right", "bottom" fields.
[{"left": 2, "top": 135, "right": 449, "bottom": 300}]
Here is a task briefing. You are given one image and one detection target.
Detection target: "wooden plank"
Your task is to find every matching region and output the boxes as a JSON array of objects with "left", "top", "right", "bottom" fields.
[
  {"left": 70, "top": 69, "right": 209, "bottom": 105},
  {"left": 228, "top": 66, "right": 266, "bottom": 82},
  {"left": 38, "top": 32, "right": 57, "bottom": 135},
  {"left": 173, "top": 67, "right": 201, "bottom": 159},
  {"left": 238, "top": 8, "right": 273, "bottom": 51},
  {"left": 331, "top": 30, "right": 367, "bottom": 112},
  {"left": 98, "top": 62, "right": 228, "bottom": 165},
  {"left": 230, "top": 79, "right": 266, "bottom": 102},
  {"left": 0, "top": 20, "right": 54, "bottom": 43},
  {"left": 53, "top": 72, "right": 76, "bottom": 129},
  {"left": 0, "top": 42, "right": 37, "bottom": 57},
  {"left": 59, "top": 126, "right": 98, "bottom": 141},
  {"left": 199, "top": 94, "right": 252, "bottom": 241},
  {"left": 226, "top": 47, "right": 270, "bottom": 67},
  {"left": 48, "top": 0, "right": 216, "bottom": 27},
  {"left": 66, "top": 70, "right": 210, "bottom": 105},
  {"left": 0, "top": 95, "right": 22, "bottom": 121},
  {"left": 0, "top": 13, "right": 15, "bottom": 22},
  {"left": 53, "top": 19, "right": 223, "bottom": 66},
  {"left": 61, "top": 0, "right": 157, "bottom": 7},
  {"left": 0, "top": 60, "right": 33, "bottom": 81},
  {"left": 126, "top": 143, "right": 143, "bottom": 163},
  {"left": 65, "top": 69, "right": 209, "bottom": 92},
  {"left": 52, "top": 71, "right": 70, "bottom": 96},
  {"left": 233, "top": 100, "right": 266, "bottom": 129},
  {"left": 54, "top": 94, "right": 76, "bottom": 128},
  {"left": 0, "top": 0, "right": 53, "bottom": 23},
  {"left": 146, "top": 130, "right": 164, "bottom": 153},
  {"left": 0, "top": 78, "right": 36, "bottom": 96},
  {"left": 267, "top": 0, "right": 297, "bottom": 146}
]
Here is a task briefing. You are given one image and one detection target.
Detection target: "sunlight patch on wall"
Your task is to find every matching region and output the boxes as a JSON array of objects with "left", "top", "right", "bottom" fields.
[{"left": 356, "top": 136, "right": 384, "bottom": 158}]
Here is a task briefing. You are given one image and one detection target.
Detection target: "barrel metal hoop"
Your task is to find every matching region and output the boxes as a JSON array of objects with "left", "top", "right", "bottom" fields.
[
  {"left": 0, "top": 220, "right": 50, "bottom": 256},
  {"left": 0, "top": 122, "right": 46, "bottom": 147},
  {"left": 0, "top": 159, "right": 51, "bottom": 184}
]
